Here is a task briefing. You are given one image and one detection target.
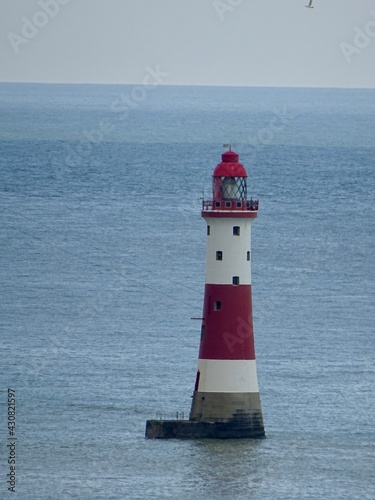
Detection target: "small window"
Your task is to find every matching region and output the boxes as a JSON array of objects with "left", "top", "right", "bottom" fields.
[
  {"left": 247, "top": 251, "right": 251, "bottom": 261},
  {"left": 200, "top": 325, "right": 205, "bottom": 341},
  {"left": 216, "top": 251, "right": 223, "bottom": 261},
  {"left": 214, "top": 301, "right": 222, "bottom": 311},
  {"left": 236, "top": 201, "right": 242, "bottom": 208},
  {"left": 232, "top": 276, "right": 240, "bottom": 285},
  {"left": 225, "top": 201, "right": 231, "bottom": 208},
  {"left": 233, "top": 226, "right": 240, "bottom": 236},
  {"left": 207, "top": 225, "right": 210, "bottom": 236},
  {"left": 215, "top": 201, "right": 221, "bottom": 207},
  {"left": 194, "top": 370, "right": 200, "bottom": 392}
]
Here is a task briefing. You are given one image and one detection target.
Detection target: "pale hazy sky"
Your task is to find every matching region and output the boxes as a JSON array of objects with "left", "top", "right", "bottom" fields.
[{"left": 1, "top": 0, "right": 374, "bottom": 88}]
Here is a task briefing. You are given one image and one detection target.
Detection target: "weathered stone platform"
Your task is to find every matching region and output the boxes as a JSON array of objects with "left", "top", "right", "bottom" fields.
[{"left": 145, "top": 413, "right": 265, "bottom": 439}]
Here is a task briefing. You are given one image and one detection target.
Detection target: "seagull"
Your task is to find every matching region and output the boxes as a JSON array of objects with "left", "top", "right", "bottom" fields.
[{"left": 306, "top": 0, "right": 314, "bottom": 8}]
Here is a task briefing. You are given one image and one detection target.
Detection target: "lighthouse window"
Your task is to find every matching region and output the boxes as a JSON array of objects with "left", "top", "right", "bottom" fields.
[
  {"left": 216, "top": 251, "right": 223, "bottom": 261},
  {"left": 200, "top": 325, "right": 205, "bottom": 341},
  {"left": 194, "top": 371, "right": 200, "bottom": 392},
  {"left": 225, "top": 201, "right": 231, "bottom": 208},
  {"left": 233, "top": 226, "right": 240, "bottom": 236},
  {"left": 214, "top": 301, "right": 222, "bottom": 311},
  {"left": 232, "top": 276, "right": 240, "bottom": 285},
  {"left": 207, "top": 225, "right": 210, "bottom": 235},
  {"left": 247, "top": 251, "right": 251, "bottom": 261}
]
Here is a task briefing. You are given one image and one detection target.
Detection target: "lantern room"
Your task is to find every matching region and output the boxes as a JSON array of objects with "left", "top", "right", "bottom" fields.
[
  {"left": 212, "top": 150, "right": 248, "bottom": 204},
  {"left": 202, "top": 150, "right": 259, "bottom": 211},
  {"left": 201, "top": 150, "right": 258, "bottom": 212}
]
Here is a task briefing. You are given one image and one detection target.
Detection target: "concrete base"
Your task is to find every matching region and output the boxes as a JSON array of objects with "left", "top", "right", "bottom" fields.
[
  {"left": 145, "top": 413, "right": 265, "bottom": 439},
  {"left": 190, "top": 391, "right": 263, "bottom": 421}
]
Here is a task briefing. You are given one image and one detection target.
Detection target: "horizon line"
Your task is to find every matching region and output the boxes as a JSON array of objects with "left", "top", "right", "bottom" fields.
[{"left": 0, "top": 81, "right": 374, "bottom": 91}]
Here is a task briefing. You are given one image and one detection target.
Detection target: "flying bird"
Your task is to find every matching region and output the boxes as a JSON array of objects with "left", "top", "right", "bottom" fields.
[{"left": 306, "top": 0, "right": 314, "bottom": 8}]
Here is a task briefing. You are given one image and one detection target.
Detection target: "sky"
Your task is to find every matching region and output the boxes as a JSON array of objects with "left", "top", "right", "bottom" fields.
[{"left": 0, "top": 0, "right": 374, "bottom": 88}]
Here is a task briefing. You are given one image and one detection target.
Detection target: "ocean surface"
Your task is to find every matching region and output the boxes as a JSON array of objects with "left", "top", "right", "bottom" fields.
[{"left": 0, "top": 83, "right": 374, "bottom": 499}]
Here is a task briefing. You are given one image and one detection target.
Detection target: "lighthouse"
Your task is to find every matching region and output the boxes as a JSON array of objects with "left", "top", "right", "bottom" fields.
[{"left": 146, "top": 149, "right": 265, "bottom": 439}]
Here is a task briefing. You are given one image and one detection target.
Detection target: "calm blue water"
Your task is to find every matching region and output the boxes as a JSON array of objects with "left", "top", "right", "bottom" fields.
[{"left": 0, "top": 83, "right": 374, "bottom": 499}]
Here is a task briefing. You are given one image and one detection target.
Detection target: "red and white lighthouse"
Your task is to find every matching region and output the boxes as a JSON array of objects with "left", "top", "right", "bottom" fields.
[
  {"left": 146, "top": 149, "right": 265, "bottom": 439},
  {"left": 189, "top": 149, "right": 264, "bottom": 437}
]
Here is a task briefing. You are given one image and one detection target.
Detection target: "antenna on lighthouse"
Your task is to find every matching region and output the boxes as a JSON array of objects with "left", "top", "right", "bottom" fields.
[{"left": 223, "top": 143, "right": 231, "bottom": 151}]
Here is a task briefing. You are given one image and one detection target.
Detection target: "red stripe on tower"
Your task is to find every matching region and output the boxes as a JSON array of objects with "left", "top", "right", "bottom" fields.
[{"left": 199, "top": 284, "right": 255, "bottom": 360}]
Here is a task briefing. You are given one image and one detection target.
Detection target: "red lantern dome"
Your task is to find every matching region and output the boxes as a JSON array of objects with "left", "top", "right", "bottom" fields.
[{"left": 213, "top": 151, "right": 248, "bottom": 178}]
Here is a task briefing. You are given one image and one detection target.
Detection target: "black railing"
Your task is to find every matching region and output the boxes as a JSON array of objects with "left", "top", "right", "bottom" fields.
[{"left": 155, "top": 411, "right": 186, "bottom": 420}]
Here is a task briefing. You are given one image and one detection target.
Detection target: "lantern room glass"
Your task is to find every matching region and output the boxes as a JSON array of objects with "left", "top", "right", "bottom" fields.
[{"left": 215, "top": 176, "right": 247, "bottom": 201}]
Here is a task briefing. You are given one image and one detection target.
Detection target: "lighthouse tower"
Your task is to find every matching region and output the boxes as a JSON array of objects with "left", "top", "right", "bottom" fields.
[
  {"left": 189, "top": 149, "right": 264, "bottom": 437},
  {"left": 145, "top": 149, "right": 265, "bottom": 439}
]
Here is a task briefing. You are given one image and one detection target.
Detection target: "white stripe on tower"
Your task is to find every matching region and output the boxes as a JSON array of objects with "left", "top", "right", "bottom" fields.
[
  {"left": 197, "top": 359, "right": 259, "bottom": 393},
  {"left": 205, "top": 217, "right": 252, "bottom": 285}
]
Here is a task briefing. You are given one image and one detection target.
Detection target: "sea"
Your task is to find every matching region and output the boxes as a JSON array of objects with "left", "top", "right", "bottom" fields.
[{"left": 0, "top": 83, "right": 374, "bottom": 499}]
